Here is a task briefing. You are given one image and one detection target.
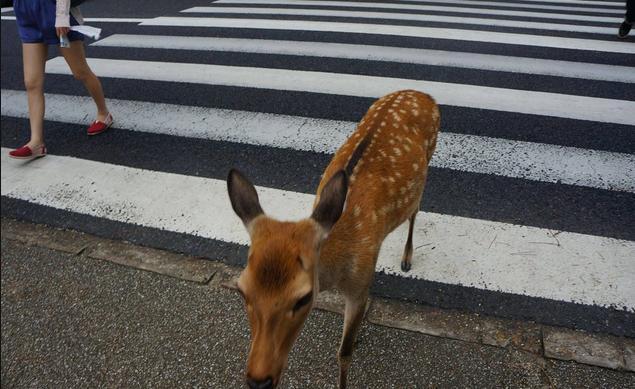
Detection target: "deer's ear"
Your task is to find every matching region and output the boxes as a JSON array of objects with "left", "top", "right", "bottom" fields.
[
  {"left": 227, "top": 169, "right": 264, "bottom": 229},
  {"left": 311, "top": 170, "right": 348, "bottom": 233}
]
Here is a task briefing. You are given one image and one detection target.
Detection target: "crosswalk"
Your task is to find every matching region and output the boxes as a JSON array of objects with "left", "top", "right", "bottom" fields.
[{"left": 1, "top": 0, "right": 634, "bottom": 336}]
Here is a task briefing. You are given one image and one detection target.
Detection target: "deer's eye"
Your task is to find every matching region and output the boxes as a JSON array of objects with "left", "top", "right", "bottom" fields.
[{"left": 292, "top": 292, "right": 313, "bottom": 313}]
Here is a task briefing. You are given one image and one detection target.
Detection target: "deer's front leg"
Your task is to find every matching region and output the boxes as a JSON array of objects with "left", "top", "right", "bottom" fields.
[{"left": 338, "top": 294, "right": 368, "bottom": 389}]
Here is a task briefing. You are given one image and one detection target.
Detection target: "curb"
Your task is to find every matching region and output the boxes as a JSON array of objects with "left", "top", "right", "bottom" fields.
[{"left": 2, "top": 217, "right": 633, "bottom": 373}]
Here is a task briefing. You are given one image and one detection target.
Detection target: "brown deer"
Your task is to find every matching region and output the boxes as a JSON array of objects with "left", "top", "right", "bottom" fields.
[{"left": 227, "top": 90, "right": 440, "bottom": 389}]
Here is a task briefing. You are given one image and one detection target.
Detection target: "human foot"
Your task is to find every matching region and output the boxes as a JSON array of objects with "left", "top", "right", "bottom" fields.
[
  {"left": 87, "top": 112, "right": 113, "bottom": 136},
  {"left": 9, "top": 143, "right": 47, "bottom": 160}
]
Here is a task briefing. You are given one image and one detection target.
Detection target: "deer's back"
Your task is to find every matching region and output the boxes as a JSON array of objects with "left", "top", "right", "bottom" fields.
[{"left": 316, "top": 90, "right": 440, "bottom": 290}]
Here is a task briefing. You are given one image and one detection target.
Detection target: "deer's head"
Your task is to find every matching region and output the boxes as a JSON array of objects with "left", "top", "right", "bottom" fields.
[{"left": 227, "top": 169, "right": 348, "bottom": 389}]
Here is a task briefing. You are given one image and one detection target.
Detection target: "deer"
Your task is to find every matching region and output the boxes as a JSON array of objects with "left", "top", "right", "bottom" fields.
[{"left": 226, "top": 89, "right": 440, "bottom": 389}]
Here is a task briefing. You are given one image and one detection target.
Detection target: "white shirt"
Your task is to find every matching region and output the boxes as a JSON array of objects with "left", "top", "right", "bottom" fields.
[{"left": 55, "top": 0, "right": 84, "bottom": 27}]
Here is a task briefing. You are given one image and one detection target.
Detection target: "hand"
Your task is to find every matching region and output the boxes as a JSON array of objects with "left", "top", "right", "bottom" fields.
[{"left": 56, "top": 26, "right": 70, "bottom": 37}]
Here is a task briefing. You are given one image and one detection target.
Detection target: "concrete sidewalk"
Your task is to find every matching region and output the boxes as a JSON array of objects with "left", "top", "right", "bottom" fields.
[{"left": 2, "top": 225, "right": 634, "bottom": 388}]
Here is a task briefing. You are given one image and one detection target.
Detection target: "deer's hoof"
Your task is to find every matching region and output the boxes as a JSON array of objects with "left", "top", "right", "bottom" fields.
[{"left": 401, "top": 260, "right": 411, "bottom": 272}]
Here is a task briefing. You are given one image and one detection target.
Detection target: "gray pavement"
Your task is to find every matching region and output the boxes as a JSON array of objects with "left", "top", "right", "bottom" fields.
[{"left": 2, "top": 238, "right": 634, "bottom": 388}]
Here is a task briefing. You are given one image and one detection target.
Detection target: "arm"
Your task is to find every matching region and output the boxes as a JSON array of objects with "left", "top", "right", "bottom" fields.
[{"left": 55, "top": 0, "right": 71, "bottom": 27}]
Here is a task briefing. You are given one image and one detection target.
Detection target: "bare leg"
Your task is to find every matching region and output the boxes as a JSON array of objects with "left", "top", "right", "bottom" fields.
[
  {"left": 22, "top": 43, "right": 48, "bottom": 148},
  {"left": 59, "top": 41, "right": 109, "bottom": 121},
  {"left": 338, "top": 294, "right": 367, "bottom": 389},
  {"left": 401, "top": 211, "right": 417, "bottom": 272}
]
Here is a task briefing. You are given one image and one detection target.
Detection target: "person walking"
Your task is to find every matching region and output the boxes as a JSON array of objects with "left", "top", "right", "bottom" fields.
[
  {"left": 618, "top": 0, "right": 634, "bottom": 38},
  {"left": 9, "top": 0, "right": 113, "bottom": 160}
]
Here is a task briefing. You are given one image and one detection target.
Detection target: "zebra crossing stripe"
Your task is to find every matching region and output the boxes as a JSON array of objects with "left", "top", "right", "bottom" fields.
[
  {"left": 2, "top": 150, "right": 633, "bottom": 310},
  {"left": 385, "top": 0, "right": 625, "bottom": 13},
  {"left": 2, "top": 89, "right": 633, "bottom": 192},
  {"left": 0, "top": 16, "right": 149, "bottom": 22},
  {"left": 44, "top": 57, "right": 635, "bottom": 125},
  {"left": 183, "top": 6, "right": 616, "bottom": 34},
  {"left": 139, "top": 17, "right": 633, "bottom": 53},
  {"left": 211, "top": 0, "right": 622, "bottom": 22},
  {"left": 92, "top": 35, "right": 635, "bottom": 83},
  {"left": 400, "top": 0, "right": 625, "bottom": 7}
]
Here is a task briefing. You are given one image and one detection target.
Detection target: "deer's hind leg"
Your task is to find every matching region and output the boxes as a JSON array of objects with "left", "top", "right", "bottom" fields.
[{"left": 401, "top": 211, "right": 417, "bottom": 272}]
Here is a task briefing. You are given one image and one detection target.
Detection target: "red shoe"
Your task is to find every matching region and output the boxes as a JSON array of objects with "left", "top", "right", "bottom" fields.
[
  {"left": 8, "top": 144, "right": 47, "bottom": 160},
  {"left": 87, "top": 113, "right": 113, "bottom": 136}
]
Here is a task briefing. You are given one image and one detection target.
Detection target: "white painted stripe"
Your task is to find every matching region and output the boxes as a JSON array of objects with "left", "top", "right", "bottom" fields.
[
  {"left": 183, "top": 6, "right": 616, "bottom": 34},
  {"left": 3, "top": 90, "right": 632, "bottom": 192},
  {"left": 212, "top": 0, "right": 622, "bottom": 23},
  {"left": 0, "top": 16, "right": 147, "bottom": 22},
  {"left": 2, "top": 151, "right": 633, "bottom": 310},
  {"left": 389, "top": 0, "right": 625, "bottom": 13},
  {"left": 1, "top": 7, "right": 13, "bottom": 13},
  {"left": 45, "top": 57, "right": 635, "bottom": 125},
  {"left": 140, "top": 17, "right": 635, "bottom": 54},
  {"left": 402, "top": 0, "right": 624, "bottom": 6},
  {"left": 92, "top": 34, "right": 635, "bottom": 83}
]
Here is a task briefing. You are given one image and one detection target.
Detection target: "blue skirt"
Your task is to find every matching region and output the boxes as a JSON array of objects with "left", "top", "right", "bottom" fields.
[{"left": 13, "top": 0, "right": 84, "bottom": 45}]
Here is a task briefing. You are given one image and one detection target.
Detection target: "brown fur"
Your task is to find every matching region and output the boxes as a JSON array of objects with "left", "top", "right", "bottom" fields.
[
  {"left": 229, "top": 90, "right": 440, "bottom": 389},
  {"left": 317, "top": 89, "right": 439, "bottom": 293},
  {"left": 248, "top": 220, "right": 316, "bottom": 293}
]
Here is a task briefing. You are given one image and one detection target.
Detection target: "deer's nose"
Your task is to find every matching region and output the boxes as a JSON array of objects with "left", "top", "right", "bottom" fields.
[{"left": 246, "top": 376, "right": 274, "bottom": 389}]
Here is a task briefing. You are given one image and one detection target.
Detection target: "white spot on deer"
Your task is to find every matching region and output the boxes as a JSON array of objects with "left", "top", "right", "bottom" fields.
[
  {"left": 355, "top": 221, "right": 364, "bottom": 231},
  {"left": 413, "top": 163, "right": 419, "bottom": 171},
  {"left": 431, "top": 108, "right": 440, "bottom": 122},
  {"left": 381, "top": 121, "right": 386, "bottom": 127},
  {"left": 389, "top": 156, "right": 397, "bottom": 163},
  {"left": 397, "top": 199, "right": 403, "bottom": 208},
  {"left": 400, "top": 186, "right": 407, "bottom": 194},
  {"left": 423, "top": 140, "right": 429, "bottom": 148},
  {"left": 388, "top": 176, "right": 396, "bottom": 183},
  {"left": 413, "top": 110, "right": 420, "bottom": 117},
  {"left": 372, "top": 211, "right": 378, "bottom": 223},
  {"left": 393, "top": 147, "right": 402, "bottom": 156},
  {"left": 395, "top": 172, "right": 402, "bottom": 178},
  {"left": 399, "top": 109, "right": 407, "bottom": 114},
  {"left": 403, "top": 144, "right": 411, "bottom": 152},
  {"left": 353, "top": 205, "right": 361, "bottom": 217},
  {"left": 388, "top": 109, "right": 394, "bottom": 113}
]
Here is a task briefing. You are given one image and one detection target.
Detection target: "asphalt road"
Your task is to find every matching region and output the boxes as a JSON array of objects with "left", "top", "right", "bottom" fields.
[{"left": 2, "top": 237, "right": 635, "bottom": 388}]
